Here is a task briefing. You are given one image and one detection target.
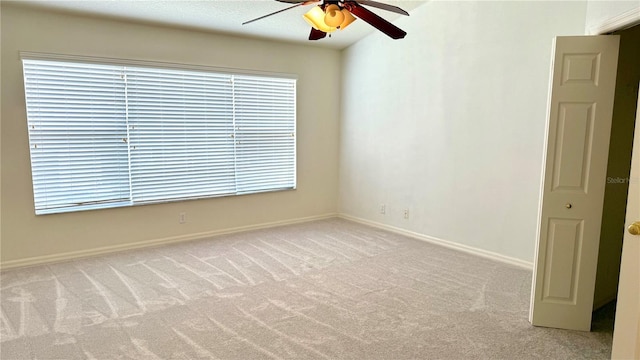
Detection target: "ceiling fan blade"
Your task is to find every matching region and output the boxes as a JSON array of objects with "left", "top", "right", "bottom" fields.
[
  {"left": 355, "top": 0, "right": 409, "bottom": 16},
  {"left": 347, "top": 2, "right": 406, "bottom": 39},
  {"left": 309, "top": 28, "right": 327, "bottom": 40},
  {"left": 242, "top": 3, "right": 303, "bottom": 25}
]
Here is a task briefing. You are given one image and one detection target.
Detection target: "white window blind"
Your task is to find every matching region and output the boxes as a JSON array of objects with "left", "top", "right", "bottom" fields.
[
  {"left": 22, "top": 57, "right": 297, "bottom": 215},
  {"left": 234, "top": 75, "right": 296, "bottom": 194},
  {"left": 126, "top": 66, "right": 236, "bottom": 203},
  {"left": 23, "top": 60, "right": 130, "bottom": 213}
]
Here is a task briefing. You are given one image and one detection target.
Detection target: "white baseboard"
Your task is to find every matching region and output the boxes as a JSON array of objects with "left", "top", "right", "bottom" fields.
[
  {"left": 0, "top": 213, "right": 338, "bottom": 271},
  {"left": 1, "top": 213, "right": 534, "bottom": 271},
  {"left": 339, "top": 214, "right": 533, "bottom": 270}
]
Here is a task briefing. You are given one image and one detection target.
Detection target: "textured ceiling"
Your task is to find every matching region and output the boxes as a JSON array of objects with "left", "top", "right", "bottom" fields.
[{"left": 12, "top": 0, "right": 427, "bottom": 49}]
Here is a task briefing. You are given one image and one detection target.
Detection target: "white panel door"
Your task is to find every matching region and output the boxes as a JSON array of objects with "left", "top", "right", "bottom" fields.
[
  {"left": 530, "top": 36, "right": 620, "bottom": 331},
  {"left": 611, "top": 89, "right": 640, "bottom": 359}
]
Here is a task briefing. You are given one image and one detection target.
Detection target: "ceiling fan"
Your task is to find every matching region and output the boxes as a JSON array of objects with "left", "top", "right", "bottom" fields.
[{"left": 242, "top": 0, "right": 409, "bottom": 41}]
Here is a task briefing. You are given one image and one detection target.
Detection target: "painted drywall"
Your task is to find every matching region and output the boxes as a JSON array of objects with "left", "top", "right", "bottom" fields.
[
  {"left": 339, "top": 1, "right": 587, "bottom": 262},
  {"left": 0, "top": 4, "right": 340, "bottom": 265},
  {"left": 585, "top": 0, "right": 639, "bottom": 33},
  {"left": 593, "top": 24, "right": 640, "bottom": 310}
]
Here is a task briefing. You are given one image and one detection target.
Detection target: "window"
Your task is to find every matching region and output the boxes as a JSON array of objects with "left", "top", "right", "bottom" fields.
[{"left": 22, "top": 57, "right": 296, "bottom": 215}]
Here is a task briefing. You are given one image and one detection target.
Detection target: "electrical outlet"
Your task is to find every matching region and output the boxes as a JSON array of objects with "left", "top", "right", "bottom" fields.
[
  {"left": 380, "top": 204, "right": 386, "bottom": 214},
  {"left": 403, "top": 209, "right": 409, "bottom": 219},
  {"left": 179, "top": 212, "right": 186, "bottom": 224}
]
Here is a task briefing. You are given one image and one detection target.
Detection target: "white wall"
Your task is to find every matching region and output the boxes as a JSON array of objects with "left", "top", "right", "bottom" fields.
[
  {"left": 0, "top": 5, "right": 341, "bottom": 266},
  {"left": 585, "top": 0, "right": 639, "bottom": 32},
  {"left": 339, "top": 1, "right": 587, "bottom": 262}
]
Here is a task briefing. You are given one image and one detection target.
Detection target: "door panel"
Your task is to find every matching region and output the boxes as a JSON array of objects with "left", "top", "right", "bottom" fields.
[
  {"left": 530, "top": 36, "right": 620, "bottom": 331},
  {"left": 552, "top": 102, "right": 595, "bottom": 191},
  {"left": 542, "top": 218, "right": 582, "bottom": 303}
]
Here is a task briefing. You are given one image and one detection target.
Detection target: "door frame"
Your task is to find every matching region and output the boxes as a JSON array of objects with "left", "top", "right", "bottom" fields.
[
  {"left": 611, "top": 84, "right": 640, "bottom": 360},
  {"left": 579, "top": 6, "right": 640, "bottom": 322},
  {"left": 587, "top": 7, "right": 640, "bottom": 36}
]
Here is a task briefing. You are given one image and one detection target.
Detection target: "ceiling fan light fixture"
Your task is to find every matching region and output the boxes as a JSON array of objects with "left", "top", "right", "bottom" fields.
[
  {"left": 303, "top": 6, "right": 336, "bottom": 33},
  {"left": 324, "top": 4, "right": 344, "bottom": 27},
  {"left": 339, "top": 9, "right": 357, "bottom": 30},
  {"left": 244, "top": 0, "right": 408, "bottom": 41}
]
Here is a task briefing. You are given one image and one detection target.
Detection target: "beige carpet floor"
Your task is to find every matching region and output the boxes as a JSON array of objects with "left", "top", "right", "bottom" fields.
[{"left": 0, "top": 218, "right": 613, "bottom": 359}]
